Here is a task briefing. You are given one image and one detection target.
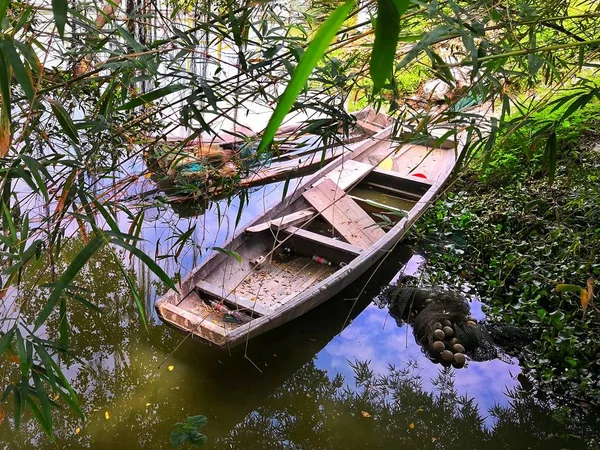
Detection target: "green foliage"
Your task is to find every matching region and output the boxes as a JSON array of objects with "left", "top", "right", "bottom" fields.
[
  {"left": 171, "top": 415, "right": 208, "bottom": 449},
  {"left": 410, "top": 142, "right": 600, "bottom": 405},
  {"left": 479, "top": 87, "right": 600, "bottom": 185}
]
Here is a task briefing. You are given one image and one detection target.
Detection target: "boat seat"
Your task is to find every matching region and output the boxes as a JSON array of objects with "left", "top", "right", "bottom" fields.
[{"left": 302, "top": 178, "right": 385, "bottom": 250}]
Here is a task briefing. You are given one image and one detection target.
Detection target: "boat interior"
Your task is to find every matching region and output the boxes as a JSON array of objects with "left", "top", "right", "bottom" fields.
[{"left": 158, "top": 133, "right": 459, "bottom": 341}]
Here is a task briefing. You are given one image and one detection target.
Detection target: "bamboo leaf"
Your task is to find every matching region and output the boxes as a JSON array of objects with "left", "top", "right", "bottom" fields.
[
  {"left": 34, "top": 235, "right": 105, "bottom": 330},
  {"left": 545, "top": 131, "right": 556, "bottom": 184},
  {"left": 2, "top": 38, "right": 34, "bottom": 101},
  {"left": 52, "top": 0, "right": 68, "bottom": 38},
  {"left": 117, "top": 84, "right": 186, "bottom": 111},
  {"left": 212, "top": 247, "right": 242, "bottom": 264},
  {"left": 110, "top": 238, "right": 177, "bottom": 292},
  {"left": 32, "top": 373, "right": 53, "bottom": 436},
  {"left": 370, "top": 0, "right": 410, "bottom": 94},
  {"left": 112, "top": 250, "right": 147, "bottom": 331},
  {"left": 0, "top": 0, "right": 9, "bottom": 23},
  {"left": 0, "top": 325, "right": 15, "bottom": 356},
  {"left": 555, "top": 284, "right": 583, "bottom": 293},
  {"left": 49, "top": 100, "right": 79, "bottom": 143},
  {"left": 256, "top": 0, "right": 355, "bottom": 155}
]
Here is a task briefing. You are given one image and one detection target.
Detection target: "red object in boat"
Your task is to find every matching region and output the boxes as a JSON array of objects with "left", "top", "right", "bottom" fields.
[{"left": 412, "top": 173, "right": 427, "bottom": 179}]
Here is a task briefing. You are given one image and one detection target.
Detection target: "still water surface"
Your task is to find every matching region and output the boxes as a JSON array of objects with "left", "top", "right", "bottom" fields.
[{"left": 1, "top": 180, "right": 599, "bottom": 449}]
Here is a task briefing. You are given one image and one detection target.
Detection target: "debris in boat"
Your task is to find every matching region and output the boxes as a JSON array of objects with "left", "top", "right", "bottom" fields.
[
  {"left": 250, "top": 255, "right": 267, "bottom": 270},
  {"left": 205, "top": 299, "right": 253, "bottom": 324},
  {"left": 380, "top": 276, "right": 528, "bottom": 367},
  {"left": 312, "top": 255, "right": 332, "bottom": 266}
]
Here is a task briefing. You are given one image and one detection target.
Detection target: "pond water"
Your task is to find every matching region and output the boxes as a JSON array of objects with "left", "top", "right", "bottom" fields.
[{"left": 1, "top": 178, "right": 599, "bottom": 450}]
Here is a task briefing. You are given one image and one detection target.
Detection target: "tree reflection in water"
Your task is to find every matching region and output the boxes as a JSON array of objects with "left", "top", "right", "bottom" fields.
[
  {"left": 1, "top": 239, "right": 598, "bottom": 449},
  {"left": 216, "top": 360, "right": 597, "bottom": 450}
]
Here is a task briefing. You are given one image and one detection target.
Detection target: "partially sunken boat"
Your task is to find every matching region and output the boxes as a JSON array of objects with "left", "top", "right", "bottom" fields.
[
  {"left": 156, "top": 121, "right": 466, "bottom": 348},
  {"left": 146, "top": 110, "right": 390, "bottom": 201}
]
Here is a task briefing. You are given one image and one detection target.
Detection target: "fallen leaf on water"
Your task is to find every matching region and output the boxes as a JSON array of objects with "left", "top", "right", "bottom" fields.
[
  {"left": 417, "top": 408, "right": 424, "bottom": 413},
  {"left": 409, "top": 423, "right": 415, "bottom": 430},
  {"left": 168, "top": 365, "right": 174, "bottom": 372},
  {"left": 54, "top": 394, "right": 60, "bottom": 401},
  {"left": 105, "top": 411, "right": 110, "bottom": 420},
  {"left": 360, "top": 411, "right": 371, "bottom": 418},
  {"left": 7, "top": 354, "right": 20, "bottom": 364},
  {"left": 432, "top": 437, "right": 438, "bottom": 442},
  {"left": 75, "top": 427, "right": 81, "bottom": 435},
  {"left": 145, "top": 403, "right": 151, "bottom": 407},
  {"left": 0, "top": 405, "right": 4, "bottom": 425}
]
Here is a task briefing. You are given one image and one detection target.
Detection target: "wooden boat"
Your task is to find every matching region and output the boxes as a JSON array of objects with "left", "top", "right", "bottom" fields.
[{"left": 155, "top": 122, "right": 465, "bottom": 348}]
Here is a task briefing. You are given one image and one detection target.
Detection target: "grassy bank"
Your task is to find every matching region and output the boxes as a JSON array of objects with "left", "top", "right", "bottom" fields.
[{"left": 408, "top": 101, "right": 600, "bottom": 406}]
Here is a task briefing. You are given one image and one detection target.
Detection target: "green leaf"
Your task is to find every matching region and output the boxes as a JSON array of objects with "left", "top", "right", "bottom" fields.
[
  {"left": 110, "top": 238, "right": 177, "bottom": 292},
  {"left": 52, "top": 0, "right": 68, "bottom": 38},
  {"left": 555, "top": 284, "right": 583, "bottom": 293},
  {"left": 545, "top": 131, "right": 556, "bottom": 185},
  {"left": 186, "top": 415, "right": 208, "bottom": 429},
  {"left": 370, "top": 0, "right": 410, "bottom": 94},
  {"left": 0, "top": 0, "right": 10, "bottom": 23},
  {"left": 256, "top": 0, "right": 355, "bottom": 155},
  {"left": 32, "top": 372, "right": 53, "bottom": 436},
  {"left": 117, "top": 84, "right": 186, "bottom": 111},
  {"left": 212, "top": 247, "right": 242, "bottom": 264},
  {"left": 49, "top": 100, "right": 79, "bottom": 144},
  {"left": 34, "top": 235, "right": 104, "bottom": 330},
  {"left": 0, "top": 325, "right": 15, "bottom": 355},
  {"left": 2, "top": 38, "right": 34, "bottom": 101}
]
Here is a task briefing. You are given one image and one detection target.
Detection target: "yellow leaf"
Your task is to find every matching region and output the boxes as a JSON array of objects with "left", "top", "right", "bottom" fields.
[
  {"left": 145, "top": 403, "right": 151, "bottom": 407},
  {"left": 378, "top": 156, "right": 394, "bottom": 171},
  {"left": 105, "top": 411, "right": 110, "bottom": 420},
  {"left": 581, "top": 289, "right": 589, "bottom": 311},
  {"left": 75, "top": 427, "right": 81, "bottom": 435},
  {"left": 409, "top": 423, "right": 415, "bottom": 429},
  {"left": 360, "top": 411, "right": 371, "bottom": 418},
  {"left": 168, "top": 365, "right": 174, "bottom": 372},
  {"left": 54, "top": 394, "right": 60, "bottom": 401},
  {"left": 417, "top": 408, "right": 424, "bottom": 412},
  {"left": 0, "top": 106, "right": 12, "bottom": 158}
]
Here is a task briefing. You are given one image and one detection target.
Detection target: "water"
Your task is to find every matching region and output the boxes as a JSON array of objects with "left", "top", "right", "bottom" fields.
[{"left": 1, "top": 227, "right": 598, "bottom": 449}]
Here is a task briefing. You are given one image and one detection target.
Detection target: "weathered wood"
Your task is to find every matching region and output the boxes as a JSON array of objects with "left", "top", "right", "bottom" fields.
[
  {"left": 282, "top": 226, "right": 363, "bottom": 256},
  {"left": 157, "top": 301, "right": 227, "bottom": 346},
  {"left": 245, "top": 209, "right": 316, "bottom": 233},
  {"left": 154, "top": 123, "right": 468, "bottom": 349},
  {"left": 196, "top": 281, "right": 272, "bottom": 316},
  {"left": 302, "top": 179, "right": 385, "bottom": 250},
  {"left": 320, "top": 159, "right": 374, "bottom": 191}
]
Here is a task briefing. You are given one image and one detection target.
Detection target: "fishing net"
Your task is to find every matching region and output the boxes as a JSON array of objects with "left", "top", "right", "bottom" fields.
[{"left": 381, "top": 278, "right": 516, "bottom": 366}]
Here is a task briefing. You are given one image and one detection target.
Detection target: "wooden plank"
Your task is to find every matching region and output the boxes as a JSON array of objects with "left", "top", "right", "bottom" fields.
[
  {"left": 196, "top": 281, "right": 272, "bottom": 316},
  {"left": 319, "top": 160, "right": 374, "bottom": 191},
  {"left": 282, "top": 226, "right": 363, "bottom": 256},
  {"left": 303, "top": 179, "right": 385, "bottom": 250},
  {"left": 157, "top": 301, "right": 227, "bottom": 345},
  {"left": 245, "top": 209, "right": 316, "bottom": 233}
]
